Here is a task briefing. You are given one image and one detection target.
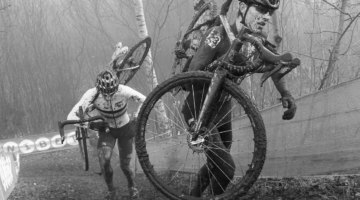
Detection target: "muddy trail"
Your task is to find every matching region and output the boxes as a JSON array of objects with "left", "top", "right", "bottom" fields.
[
  {"left": 7, "top": 147, "right": 167, "bottom": 200},
  {"left": 7, "top": 147, "right": 360, "bottom": 200}
]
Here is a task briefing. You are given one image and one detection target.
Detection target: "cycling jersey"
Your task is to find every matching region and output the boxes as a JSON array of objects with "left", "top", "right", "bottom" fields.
[
  {"left": 67, "top": 84, "right": 146, "bottom": 128},
  {"left": 188, "top": 24, "right": 291, "bottom": 97}
]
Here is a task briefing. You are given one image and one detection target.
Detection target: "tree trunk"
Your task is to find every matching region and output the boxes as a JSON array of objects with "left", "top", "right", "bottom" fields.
[
  {"left": 132, "top": 0, "right": 170, "bottom": 136},
  {"left": 318, "top": 0, "right": 348, "bottom": 90}
]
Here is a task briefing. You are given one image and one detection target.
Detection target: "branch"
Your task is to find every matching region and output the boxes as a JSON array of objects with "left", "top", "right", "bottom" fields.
[
  {"left": 304, "top": 30, "right": 340, "bottom": 35},
  {"left": 0, "top": 4, "right": 11, "bottom": 11},
  {"left": 322, "top": 0, "right": 351, "bottom": 18},
  {"left": 340, "top": 18, "right": 358, "bottom": 55},
  {"left": 158, "top": 0, "right": 174, "bottom": 30},
  {"left": 290, "top": 51, "right": 329, "bottom": 61},
  {"left": 335, "top": 11, "right": 360, "bottom": 55}
]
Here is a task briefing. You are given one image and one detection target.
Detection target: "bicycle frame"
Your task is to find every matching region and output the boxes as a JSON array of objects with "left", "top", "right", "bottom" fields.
[
  {"left": 58, "top": 112, "right": 106, "bottom": 144},
  {"left": 192, "top": 31, "right": 299, "bottom": 139},
  {"left": 193, "top": 67, "right": 228, "bottom": 136},
  {"left": 58, "top": 107, "right": 107, "bottom": 171}
]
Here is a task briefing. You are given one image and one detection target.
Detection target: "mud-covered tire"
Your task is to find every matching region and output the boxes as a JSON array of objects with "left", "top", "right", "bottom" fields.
[
  {"left": 135, "top": 71, "right": 266, "bottom": 199},
  {"left": 113, "top": 37, "right": 151, "bottom": 84}
]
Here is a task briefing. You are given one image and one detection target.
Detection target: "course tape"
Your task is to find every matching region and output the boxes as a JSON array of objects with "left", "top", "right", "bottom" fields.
[
  {"left": 0, "top": 152, "right": 19, "bottom": 200},
  {"left": 0, "top": 131, "right": 78, "bottom": 155}
]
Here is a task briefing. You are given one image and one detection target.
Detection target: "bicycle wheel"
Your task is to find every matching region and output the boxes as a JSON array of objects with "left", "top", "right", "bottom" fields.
[
  {"left": 172, "top": 1, "right": 217, "bottom": 75},
  {"left": 135, "top": 71, "right": 266, "bottom": 199},
  {"left": 113, "top": 37, "right": 151, "bottom": 84},
  {"left": 77, "top": 127, "right": 89, "bottom": 171}
]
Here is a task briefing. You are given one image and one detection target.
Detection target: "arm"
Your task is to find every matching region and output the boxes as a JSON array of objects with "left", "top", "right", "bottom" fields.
[
  {"left": 67, "top": 88, "right": 98, "bottom": 120},
  {"left": 271, "top": 73, "right": 297, "bottom": 120},
  {"left": 121, "top": 85, "right": 146, "bottom": 117},
  {"left": 261, "top": 36, "right": 296, "bottom": 120}
]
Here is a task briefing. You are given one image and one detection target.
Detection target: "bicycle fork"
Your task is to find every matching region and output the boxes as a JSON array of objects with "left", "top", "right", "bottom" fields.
[{"left": 191, "top": 67, "right": 228, "bottom": 141}]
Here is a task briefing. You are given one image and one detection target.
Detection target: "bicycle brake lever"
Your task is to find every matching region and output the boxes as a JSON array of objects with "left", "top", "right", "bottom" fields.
[
  {"left": 260, "top": 58, "right": 300, "bottom": 87},
  {"left": 260, "top": 65, "right": 282, "bottom": 87},
  {"left": 276, "top": 58, "right": 301, "bottom": 80}
]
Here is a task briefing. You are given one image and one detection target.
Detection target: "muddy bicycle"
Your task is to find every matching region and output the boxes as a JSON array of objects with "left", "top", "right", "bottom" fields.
[
  {"left": 172, "top": 0, "right": 218, "bottom": 76},
  {"left": 58, "top": 37, "right": 151, "bottom": 171},
  {"left": 134, "top": 12, "right": 300, "bottom": 200},
  {"left": 58, "top": 108, "right": 107, "bottom": 171}
]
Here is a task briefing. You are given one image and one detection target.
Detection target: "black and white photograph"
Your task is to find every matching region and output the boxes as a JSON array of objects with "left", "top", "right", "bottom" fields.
[{"left": 1, "top": 0, "right": 360, "bottom": 199}]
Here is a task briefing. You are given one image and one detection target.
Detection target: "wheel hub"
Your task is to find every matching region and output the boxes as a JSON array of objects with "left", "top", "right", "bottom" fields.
[{"left": 187, "top": 134, "right": 206, "bottom": 153}]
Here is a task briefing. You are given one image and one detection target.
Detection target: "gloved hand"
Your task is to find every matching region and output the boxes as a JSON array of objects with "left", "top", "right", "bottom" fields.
[
  {"left": 174, "top": 47, "right": 188, "bottom": 59},
  {"left": 281, "top": 95, "right": 297, "bottom": 120},
  {"left": 84, "top": 104, "right": 95, "bottom": 114},
  {"left": 89, "top": 121, "right": 109, "bottom": 132}
]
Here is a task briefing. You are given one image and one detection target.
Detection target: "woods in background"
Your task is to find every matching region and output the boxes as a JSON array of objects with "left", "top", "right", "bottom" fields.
[{"left": 0, "top": 0, "right": 359, "bottom": 139}]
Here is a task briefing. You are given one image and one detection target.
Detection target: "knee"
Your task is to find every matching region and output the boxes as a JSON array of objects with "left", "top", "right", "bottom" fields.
[
  {"left": 98, "top": 147, "right": 112, "bottom": 165},
  {"left": 120, "top": 158, "right": 131, "bottom": 170}
]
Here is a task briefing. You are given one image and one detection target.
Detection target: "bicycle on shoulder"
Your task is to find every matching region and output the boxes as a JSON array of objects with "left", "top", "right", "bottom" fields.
[
  {"left": 134, "top": 4, "right": 300, "bottom": 200},
  {"left": 111, "top": 36, "right": 151, "bottom": 84},
  {"left": 57, "top": 37, "right": 151, "bottom": 172}
]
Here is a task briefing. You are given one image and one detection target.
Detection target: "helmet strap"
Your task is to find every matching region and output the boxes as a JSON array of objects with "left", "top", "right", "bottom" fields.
[{"left": 241, "top": 5, "right": 251, "bottom": 25}]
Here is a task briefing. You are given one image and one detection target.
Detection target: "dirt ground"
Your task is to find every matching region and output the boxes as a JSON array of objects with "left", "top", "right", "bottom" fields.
[
  {"left": 243, "top": 176, "right": 360, "bottom": 200},
  {"left": 7, "top": 147, "right": 360, "bottom": 200},
  {"left": 7, "top": 147, "right": 167, "bottom": 200}
]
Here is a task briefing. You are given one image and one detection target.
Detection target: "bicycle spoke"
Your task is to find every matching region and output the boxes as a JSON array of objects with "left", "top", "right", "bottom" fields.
[
  {"left": 204, "top": 145, "right": 236, "bottom": 172},
  {"left": 201, "top": 153, "right": 227, "bottom": 195},
  {"left": 191, "top": 84, "right": 198, "bottom": 121},
  {"left": 147, "top": 116, "right": 186, "bottom": 135},
  {"left": 137, "top": 72, "right": 266, "bottom": 199},
  {"left": 204, "top": 150, "right": 235, "bottom": 188},
  {"left": 164, "top": 92, "right": 188, "bottom": 129}
]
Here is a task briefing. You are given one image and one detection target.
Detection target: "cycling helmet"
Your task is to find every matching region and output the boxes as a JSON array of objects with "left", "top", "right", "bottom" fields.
[
  {"left": 239, "top": 0, "right": 280, "bottom": 9},
  {"left": 95, "top": 70, "right": 119, "bottom": 95},
  {"left": 237, "top": 0, "right": 279, "bottom": 27}
]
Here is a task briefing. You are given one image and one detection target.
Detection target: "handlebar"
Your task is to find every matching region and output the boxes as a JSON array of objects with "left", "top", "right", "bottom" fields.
[
  {"left": 58, "top": 115, "right": 106, "bottom": 144},
  {"left": 209, "top": 30, "right": 301, "bottom": 77},
  {"left": 240, "top": 33, "right": 293, "bottom": 63},
  {"left": 215, "top": 8, "right": 300, "bottom": 75}
]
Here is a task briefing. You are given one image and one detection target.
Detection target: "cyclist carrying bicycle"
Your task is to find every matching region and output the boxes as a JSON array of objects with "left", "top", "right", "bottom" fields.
[
  {"left": 67, "top": 69, "right": 145, "bottom": 200},
  {"left": 180, "top": 0, "right": 297, "bottom": 197}
]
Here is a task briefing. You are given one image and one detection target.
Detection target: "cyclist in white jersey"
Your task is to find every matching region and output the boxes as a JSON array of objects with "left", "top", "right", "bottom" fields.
[{"left": 67, "top": 70, "right": 145, "bottom": 199}]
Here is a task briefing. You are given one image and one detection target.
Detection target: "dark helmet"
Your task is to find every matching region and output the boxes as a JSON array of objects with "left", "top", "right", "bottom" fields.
[
  {"left": 95, "top": 70, "right": 119, "bottom": 95},
  {"left": 240, "top": 0, "right": 280, "bottom": 10}
]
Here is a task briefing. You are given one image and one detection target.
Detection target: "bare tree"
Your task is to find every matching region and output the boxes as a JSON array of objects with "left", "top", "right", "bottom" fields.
[
  {"left": 132, "top": 0, "right": 171, "bottom": 136},
  {"left": 319, "top": 0, "right": 360, "bottom": 89}
]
